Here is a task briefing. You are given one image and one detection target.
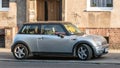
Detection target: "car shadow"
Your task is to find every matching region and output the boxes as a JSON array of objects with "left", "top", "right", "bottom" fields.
[
  {"left": 0, "top": 52, "right": 109, "bottom": 61},
  {"left": 27, "top": 56, "right": 78, "bottom": 60},
  {"left": 27, "top": 55, "right": 108, "bottom": 61}
]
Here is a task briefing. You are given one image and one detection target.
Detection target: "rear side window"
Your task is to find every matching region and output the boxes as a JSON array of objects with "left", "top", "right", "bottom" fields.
[{"left": 19, "top": 25, "right": 39, "bottom": 34}]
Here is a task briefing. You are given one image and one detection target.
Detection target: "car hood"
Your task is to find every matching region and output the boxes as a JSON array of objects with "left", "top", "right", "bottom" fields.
[
  {"left": 74, "top": 34, "right": 106, "bottom": 42},
  {"left": 82, "top": 34, "right": 107, "bottom": 43}
]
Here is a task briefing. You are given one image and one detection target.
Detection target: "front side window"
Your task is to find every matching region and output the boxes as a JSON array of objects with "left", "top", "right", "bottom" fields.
[
  {"left": 41, "top": 24, "right": 65, "bottom": 35},
  {"left": 20, "top": 25, "right": 39, "bottom": 34},
  {"left": 87, "top": 0, "right": 113, "bottom": 11}
]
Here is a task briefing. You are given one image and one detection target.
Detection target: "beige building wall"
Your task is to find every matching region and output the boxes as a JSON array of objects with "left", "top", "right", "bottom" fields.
[
  {"left": 65, "top": 0, "right": 88, "bottom": 27},
  {"left": 111, "top": 0, "right": 120, "bottom": 28},
  {"left": 25, "top": 0, "right": 120, "bottom": 28},
  {"left": 64, "top": 0, "right": 120, "bottom": 49},
  {"left": 65, "top": 0, "right": 111, "bottom": 28}
]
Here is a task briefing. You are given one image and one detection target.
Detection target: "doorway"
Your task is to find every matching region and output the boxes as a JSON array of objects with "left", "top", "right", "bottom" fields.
[
  {"left": 37, "top": 0, "right": 62, "bottom": 21},
  {"left": 0, "top": 29, "right": 5, "bottom": 48}
]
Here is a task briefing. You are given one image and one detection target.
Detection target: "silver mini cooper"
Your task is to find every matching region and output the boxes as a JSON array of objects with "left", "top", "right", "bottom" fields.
[{"left": 11, "top": 21, "right": 109, "bottom": 60}]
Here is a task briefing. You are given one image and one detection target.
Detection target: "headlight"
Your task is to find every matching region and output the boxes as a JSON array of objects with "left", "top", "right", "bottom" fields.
[
  {"left": 92, "top": 37, "right": 105, "bottom": 46},
  {"left": 96, "top": 42, "right": 102, "bottom": 46},
  {"left": 92, "top": 38, "right": 103, "bottom": 50}
]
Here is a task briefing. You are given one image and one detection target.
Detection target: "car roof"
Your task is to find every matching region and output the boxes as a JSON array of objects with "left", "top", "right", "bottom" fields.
[{"left": 24, "top": 21, "right": 71, "bottom": 25}]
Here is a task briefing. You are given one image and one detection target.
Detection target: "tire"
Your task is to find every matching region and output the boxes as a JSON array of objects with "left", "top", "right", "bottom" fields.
[
  {"left": 12, "top": 44, "right": 29, "bottom": 59},
  {"left": 77, "top": 44, "right": 92, "bottom": 60}
]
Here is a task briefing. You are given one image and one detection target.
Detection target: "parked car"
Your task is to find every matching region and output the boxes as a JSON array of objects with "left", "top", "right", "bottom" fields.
[{"left": 11, "top": 21, "right": 109, "bottom": 60}]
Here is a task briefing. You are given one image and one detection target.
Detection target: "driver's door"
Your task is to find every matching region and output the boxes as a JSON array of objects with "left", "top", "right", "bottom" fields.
[{"left": 37, "top": 24, "right": 74, "bottom": 53}]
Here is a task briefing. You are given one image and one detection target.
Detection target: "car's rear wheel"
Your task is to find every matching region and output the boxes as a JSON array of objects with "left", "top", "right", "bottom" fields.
[
  {"left": 13, "top": 44, "right": 29, "bottom": 59},
  {"left": 77, "top": 44, "right": 92, "bottom": 60}
]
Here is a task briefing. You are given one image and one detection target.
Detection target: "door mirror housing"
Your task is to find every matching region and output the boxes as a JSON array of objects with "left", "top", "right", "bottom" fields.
[
  {"left": 58, "top": 34, "right": 64, "bottom": 38},
  {"left": 55, "top": 32, "right": 65, "bottom": 38}
]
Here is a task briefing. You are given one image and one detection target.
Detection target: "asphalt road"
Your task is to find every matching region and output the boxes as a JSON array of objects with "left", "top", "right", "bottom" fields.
[
  {"left": 0, "top": 51, "right": 120, "bottom": 68},
  {"left": 1, "top": 51, "right": 120, "bottom": 68},
  {"left": 1, "top": 60, "right": 120, "bottom": 68},
  {"left": 1, "top": 52, "right": 120, "bottom": 63}
]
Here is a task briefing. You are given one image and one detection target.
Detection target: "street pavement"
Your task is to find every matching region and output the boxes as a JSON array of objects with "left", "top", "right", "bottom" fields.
[{"left": 1, "top": 48, "right": 120, "bottom": 64}]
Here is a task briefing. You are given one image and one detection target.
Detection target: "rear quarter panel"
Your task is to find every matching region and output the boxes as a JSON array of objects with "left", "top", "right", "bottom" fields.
[{"left": 13, "top": 34, "right": 38, "bottom": 52}]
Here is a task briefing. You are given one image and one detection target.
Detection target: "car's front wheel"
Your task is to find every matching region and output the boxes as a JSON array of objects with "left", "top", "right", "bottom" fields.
[
  {"left": 12, "top": 44, "right": 29, "bottom": 59},
  {"left": 77, "top": 44, "right": 92, "bottom": 60}
]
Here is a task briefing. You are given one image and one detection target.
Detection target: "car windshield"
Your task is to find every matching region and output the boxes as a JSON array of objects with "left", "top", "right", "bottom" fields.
[{"left": 63, "top": 23, "right": 85, "bottom": 35}]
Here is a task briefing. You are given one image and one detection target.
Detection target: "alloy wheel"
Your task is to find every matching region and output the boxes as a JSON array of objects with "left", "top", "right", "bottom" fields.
[
  {"left": 77, "top": 44, "right": 92, "bottom": 60},
  {"left": 13, "top": 44, "right": 29, "bottom": 59}
]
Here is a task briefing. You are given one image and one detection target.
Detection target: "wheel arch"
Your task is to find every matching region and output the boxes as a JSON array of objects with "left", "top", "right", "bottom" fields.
[
  {"left": 72, "top": 41, "right": 95, "bottom": 57},
  {"left": 11, "top": 41, "right": 31, "bottom": 54}
]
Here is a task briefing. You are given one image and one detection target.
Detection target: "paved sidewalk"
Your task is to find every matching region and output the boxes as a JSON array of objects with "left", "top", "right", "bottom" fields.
[
  {"left": 109, "top": 49, "right": 120, "bottom": 53},
  {"left": 0, "top": 48, "right": 120, "bottom": 64},
  {"left": 0, "top": 48, "right": 11, "bottom": 53}
]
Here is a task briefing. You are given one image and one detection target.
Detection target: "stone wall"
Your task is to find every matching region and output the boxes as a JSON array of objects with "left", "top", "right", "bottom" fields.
[
  {"left": 0, "top": 12, "right": 9, "bottom": 27},
  {"left": 0, "top": 0, "right": 17, "bottom": 48},
  {"left": 17, "top": 0, "right": 26, "bottom": 28},
  {"left": 109, "top": 28, "right": 120, "bottom": 49}
]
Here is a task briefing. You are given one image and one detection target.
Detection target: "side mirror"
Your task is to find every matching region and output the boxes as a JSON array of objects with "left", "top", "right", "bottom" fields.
[
  {"left": 58, "top": 34, "right": 64, "bottom": 38},
  {"left": 55, "top": 32, "right": 65, "bottom": 38}
]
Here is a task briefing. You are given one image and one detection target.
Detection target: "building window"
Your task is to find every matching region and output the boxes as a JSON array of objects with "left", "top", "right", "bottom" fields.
[
  {"left": 87, "top": 0, "right": 113, "bottom": 11},
  {"left": 0, "top": 0, "right": 9, "bottom": 11},
  {"left": 2, "top": 0, "right": 9, "bottom": 8},
  {"left": 91, "top": 0, "right": 113, "bottom": 7}
]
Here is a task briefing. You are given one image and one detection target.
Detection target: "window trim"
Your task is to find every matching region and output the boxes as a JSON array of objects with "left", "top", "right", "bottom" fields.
[
  {"left": 0, "top": 0, "right": 9, "bottom": 11},
  {"left": 86, "top": 0, "right": 113, "bottom": 11}
]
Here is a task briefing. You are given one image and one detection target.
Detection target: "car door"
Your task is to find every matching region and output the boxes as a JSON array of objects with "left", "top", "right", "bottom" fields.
[{"left": 37, "top": 24, "right": 75, "bottom": 53}]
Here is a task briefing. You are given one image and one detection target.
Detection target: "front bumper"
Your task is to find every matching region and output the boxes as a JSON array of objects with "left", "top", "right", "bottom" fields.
[{"left": 94, "top": 44, "right": 109, "bottom": 56}]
